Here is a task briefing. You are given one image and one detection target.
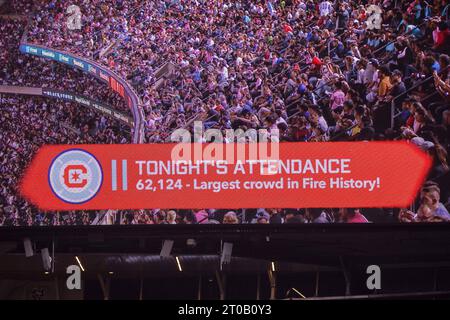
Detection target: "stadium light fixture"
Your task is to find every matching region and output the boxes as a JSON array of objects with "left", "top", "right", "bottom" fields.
[
  {"left": 108, "top": 271, "right": 114, "bottom": 275},
  {"left": 75, "top": 256, "right": 85, "bottom": 272},
  {"left": 41, "top": 248, "right": 51, "bottom": 271},
  {"left": 186, "top": 238, "right": 196, "bottom": 247},
  {"left": 175, "top": 256, "right": 183, "bottom": 272},
  {"left": 220, "top": 242, "right": 233, "bottom": 266},
  {"left": 23, "top": 238, "right": 34, "bottom": 257},
  {"left": 291, "top": 288, "right": 306, "bottom": 299},
  {"left": 160, "top": 240, "right": 174, "bottom": 258}
]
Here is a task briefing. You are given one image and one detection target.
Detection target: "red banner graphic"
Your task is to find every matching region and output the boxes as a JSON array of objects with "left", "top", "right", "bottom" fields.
[{"left": 20, "top": 142, "right": 431, "bottom": 211}]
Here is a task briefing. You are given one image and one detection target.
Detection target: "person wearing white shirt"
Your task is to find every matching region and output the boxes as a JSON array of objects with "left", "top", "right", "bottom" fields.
[
  {"left": 222, "top": 65, "right": 228, "bottom": 81},
  {"left": 319, "top": 1, "right": 333, "bottom": 17}
]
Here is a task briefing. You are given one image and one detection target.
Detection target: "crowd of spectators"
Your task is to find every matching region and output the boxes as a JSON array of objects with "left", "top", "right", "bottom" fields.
[
  {"left": 0, "top": 95, "right": 129, "bottom": 226},
  {"left": 1, "top": 0, "right": 450, "bottom": 225},
  {"left": 0, "top": 14, "right": 130, "bottom": 226},
  {"left": 0, "top": 0, "right": 34, "bottom": 15},
  {"left": 0, "top": 17, "right": 131, "bottom": 115},
  {"left": 112, "top": 207, "right": 388, "bottom": 225}
]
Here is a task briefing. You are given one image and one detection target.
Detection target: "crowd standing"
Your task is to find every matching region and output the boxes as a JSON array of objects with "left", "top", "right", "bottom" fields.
[{"left": 1, "top": 0, "right": 450, "bottom": 225}]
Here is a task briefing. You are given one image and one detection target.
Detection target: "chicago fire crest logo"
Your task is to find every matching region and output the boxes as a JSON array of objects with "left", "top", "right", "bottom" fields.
[{"left": 48, "top": 149, "right": 103, "bottom": 204}]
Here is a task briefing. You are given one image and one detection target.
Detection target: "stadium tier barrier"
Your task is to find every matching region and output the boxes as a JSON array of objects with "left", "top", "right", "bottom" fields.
[
  {"left": 0, "top": 14, "right": 28, "bottom": 20},
  {"left": 152, "top": 62, "right": 176, "bottom": 90},
  {"left": 18, "top": 43, "right": 145, "bottom": 143},
  {"left": 0, "top": 85, "right": 134, "bottom": 126},
  {"left": 0, "top": 85, "right": 42, "bottom": 96}
]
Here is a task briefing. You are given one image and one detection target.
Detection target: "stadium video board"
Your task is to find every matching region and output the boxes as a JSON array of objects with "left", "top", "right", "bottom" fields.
[{"left": 1, "top": 0, "right": 449, "bottom": 228}]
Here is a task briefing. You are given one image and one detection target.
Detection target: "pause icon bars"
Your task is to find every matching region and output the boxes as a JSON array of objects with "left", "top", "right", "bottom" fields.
[{"left": 111, "top": 160, "right": 128, "bottom": 191}]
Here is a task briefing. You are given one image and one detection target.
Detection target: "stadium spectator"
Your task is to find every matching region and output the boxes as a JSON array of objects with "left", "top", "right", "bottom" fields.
[
  {"left": 307, "top": 208, "right": 331, "bottom": 223},
  {"left": 339, "top": 208, "right": 370, "bottom": 223},
  {"left": 399, "top": 182, "right": 450, "bottom": 222},
  {"left": 223, "top": 211, "right": 239, "bottom": 224}
]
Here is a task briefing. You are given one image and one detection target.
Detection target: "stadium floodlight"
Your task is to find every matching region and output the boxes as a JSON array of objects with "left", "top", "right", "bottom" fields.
[
  {"left": 175, "top": 256, "right": 183, "bottom": 272},
  {"left": 75, "top": 256, "right": 85, "bottom": 272},
  {"left": 23, "top": 238, "right": 33, "bottom": 258},
  {"left": 286, "top": 288, "right": 306, "bottom": 299},
  {"left": 220, "top": 242, "right": 233, "bottom": 266},
  {"left": 41, "top": 248, "right": 51, "bottom": 271},
  {"left": 160, "top": 240, "right": 174, "bottom": 258},
  {"left": 271, "top": 261, "right": 276, "bottom": 272}
]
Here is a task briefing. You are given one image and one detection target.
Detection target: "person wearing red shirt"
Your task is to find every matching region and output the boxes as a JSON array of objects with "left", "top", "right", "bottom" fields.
[
  {"left": 433, "top": 21, "right": 450, "bottom": 54},
  {"left": 339, "top": 208, "right": 369, "bottom": 223}
]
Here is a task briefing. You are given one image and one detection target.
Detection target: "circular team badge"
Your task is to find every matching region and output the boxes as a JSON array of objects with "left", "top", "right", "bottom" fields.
[{"left": 48, "top": 149, "right": 103, "bottom": 204}]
